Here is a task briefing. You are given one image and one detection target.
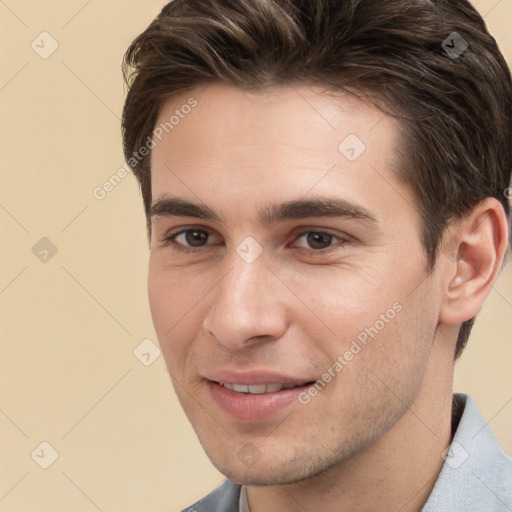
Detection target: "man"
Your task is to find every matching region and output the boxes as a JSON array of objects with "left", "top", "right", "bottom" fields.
[{"left": 121, "top": 0, "right": 512, "bottom": 510}]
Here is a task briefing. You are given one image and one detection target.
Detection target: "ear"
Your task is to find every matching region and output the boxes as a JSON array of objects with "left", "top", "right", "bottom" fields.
[{"left": 438, "top": 198, "right": 510, "bottom": 326}]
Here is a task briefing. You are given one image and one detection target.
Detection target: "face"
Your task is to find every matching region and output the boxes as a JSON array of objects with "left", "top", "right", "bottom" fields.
[{"left": 148, "top": 83, "right": 443, "bottom": 485}]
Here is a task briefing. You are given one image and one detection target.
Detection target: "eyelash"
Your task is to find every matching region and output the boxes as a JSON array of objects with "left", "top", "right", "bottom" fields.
[{"left": 162, "top": 228, "right": 351, "bottom": 255}]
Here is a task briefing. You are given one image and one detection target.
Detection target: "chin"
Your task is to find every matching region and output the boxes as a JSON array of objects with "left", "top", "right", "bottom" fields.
[
  {"left": 217, "top": 464, "right": 308, "bottom": 487},
  {"left": 203, "top": 441, "right": 343, "bottom": 487}
]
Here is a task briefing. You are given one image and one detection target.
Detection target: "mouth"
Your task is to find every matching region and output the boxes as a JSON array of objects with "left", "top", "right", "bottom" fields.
[
  {"left": 217, "top": 382, "right": 316, "bottom": 394},
  {"left": 205, "top": 376, "right": 317, "bottom": 421}
]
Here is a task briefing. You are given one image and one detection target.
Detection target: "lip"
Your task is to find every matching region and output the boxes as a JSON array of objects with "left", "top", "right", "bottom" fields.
[
  {"left": 205, "top": 370, "right": 315, "bottom": 386},
  {"left": 204, "top": 370, "right": 316, "bottom": 421}
]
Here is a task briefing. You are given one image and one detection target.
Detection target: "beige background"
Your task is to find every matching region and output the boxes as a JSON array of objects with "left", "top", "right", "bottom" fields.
[{"left": 0, "top": 1, "right": 511, "bottom": 511}]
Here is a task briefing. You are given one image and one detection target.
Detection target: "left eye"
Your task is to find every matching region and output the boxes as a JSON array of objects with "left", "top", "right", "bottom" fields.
[{"left": 293, "top": 230, "right": 347, "bottom": 251}]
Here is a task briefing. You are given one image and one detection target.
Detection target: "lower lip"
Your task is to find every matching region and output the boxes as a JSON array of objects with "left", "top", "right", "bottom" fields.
[{"left": 207, "top": 381, "right": 310, "bottom": 421}]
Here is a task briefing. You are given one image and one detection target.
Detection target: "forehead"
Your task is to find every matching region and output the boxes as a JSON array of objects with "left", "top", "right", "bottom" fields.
[
  {"left": 149, "top": 82, "right": 414, "bottom": 229},
  {"left": 153, "top": 82, "right": 392, "bottom": 154}
]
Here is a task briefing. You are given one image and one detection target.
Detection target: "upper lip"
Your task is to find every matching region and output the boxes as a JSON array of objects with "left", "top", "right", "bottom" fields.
[{"left": 204, "top": 370, "right": 316, "bottom": 386}]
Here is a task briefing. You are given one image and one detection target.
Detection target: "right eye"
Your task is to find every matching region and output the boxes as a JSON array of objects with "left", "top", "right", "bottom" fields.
[{"left": 163, "top": 228, "right": 222, "bottom": 253}]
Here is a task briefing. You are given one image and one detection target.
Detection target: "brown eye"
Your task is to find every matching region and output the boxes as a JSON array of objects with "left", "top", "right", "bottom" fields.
[
  {"left": 182, "top": 230, "right": 209, "bottom": 247},
  {"left": 294, "top": 230, "right": 348, "bottom": 252},
  {"left": 305, "top": 232, "right": 334, "bottom": 250},
  {"left": 164, "top": 228, "right": 220, "bottom": 253}
]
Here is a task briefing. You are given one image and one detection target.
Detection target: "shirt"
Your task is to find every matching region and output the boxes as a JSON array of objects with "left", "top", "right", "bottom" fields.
[{"left": 182, "top": 393, "right": 512, "bottom": 511}]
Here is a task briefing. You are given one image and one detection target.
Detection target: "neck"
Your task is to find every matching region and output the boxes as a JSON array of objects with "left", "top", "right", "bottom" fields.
[{"left": 246, "top": 340, "right": 455, "bottom": 512}]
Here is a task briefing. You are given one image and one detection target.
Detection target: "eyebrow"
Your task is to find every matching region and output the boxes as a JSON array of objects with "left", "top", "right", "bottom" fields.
[{"left": 150, "top": 196, "right": 379, "bottom": 227}]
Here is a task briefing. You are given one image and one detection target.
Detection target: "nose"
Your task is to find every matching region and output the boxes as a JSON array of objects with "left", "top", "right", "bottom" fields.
[{"left": 202, "top": 251, "right": 288, "bottom": 350}]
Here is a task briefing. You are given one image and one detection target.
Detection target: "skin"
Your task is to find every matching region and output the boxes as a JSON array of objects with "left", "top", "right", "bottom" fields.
[{"left": 147, "top": 83, "right": 509, "bottom": 511}]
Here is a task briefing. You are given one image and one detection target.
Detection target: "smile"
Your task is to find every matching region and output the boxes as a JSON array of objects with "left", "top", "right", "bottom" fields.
[
  {"left": 207, "top": 379, "right": 317, "bottom": 421},
  {"left": 219, "top": 382, "right": 312, "bottom": 394}
]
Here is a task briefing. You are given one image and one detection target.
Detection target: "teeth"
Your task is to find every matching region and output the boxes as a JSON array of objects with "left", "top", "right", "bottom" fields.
[
  {"left": 265, "top": 383, "right": 284, "bottom": 393},
  {"left": 232, "top": 384, "right": 249, "bottom": 393},
  {"left": 221, "top": 383, "right": 298, "bottom": 394},
  {"left": 245, "top": 384, "right": 267, "bottom": 394}
]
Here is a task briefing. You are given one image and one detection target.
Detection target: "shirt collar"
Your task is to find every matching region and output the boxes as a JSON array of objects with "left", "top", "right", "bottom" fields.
[
  {"left": 239, "top": 485, "right": 250, "bottom": 512},
  {"left": 422, "top": 392, "right": 512, "bottom": 511}
]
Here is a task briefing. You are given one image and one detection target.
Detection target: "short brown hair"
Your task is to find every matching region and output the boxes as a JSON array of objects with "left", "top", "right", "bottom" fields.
[{"left": 121, "top": 0, "right": 512, "bottom": 359}]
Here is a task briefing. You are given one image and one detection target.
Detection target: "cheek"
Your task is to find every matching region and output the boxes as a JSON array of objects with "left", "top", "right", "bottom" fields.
[
  {"left": 147, "top": 263, "right": 171, "bottom": 335},
  {"left": 286, "top": 262, "right": 433, "bottom": 385},
  {"left": 148, "top": 277, "right": 192, "bottom": 382},
  {"left": 357, "top": 292, "right": 436, "bottom": 390},
  {"left": 148, "top": 254, "right": 197, "bottom": 328},
  {"left": 321, "top": 305, "right": 432, "bottom": 438},
  {"left": 147, "top": 256, "right": 218, "bottom": 374},
  {"left": 281, "top": 265, "right": 399, "bottom": 340},
  {"left": 147, "top": 259, "right": 195, "bottom": 355}
]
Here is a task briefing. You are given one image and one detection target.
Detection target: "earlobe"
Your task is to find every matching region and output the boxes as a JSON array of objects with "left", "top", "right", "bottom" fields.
[{"left": 439, "top": 198, "right": 509, "bottom": 326}]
